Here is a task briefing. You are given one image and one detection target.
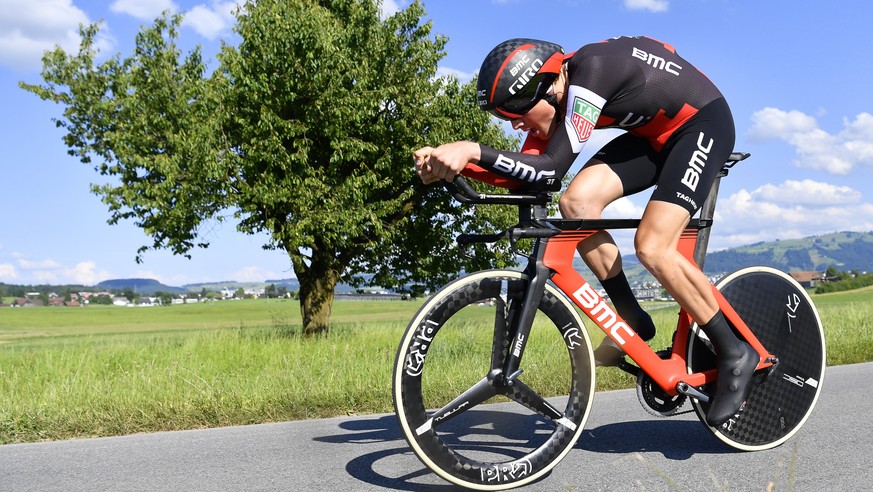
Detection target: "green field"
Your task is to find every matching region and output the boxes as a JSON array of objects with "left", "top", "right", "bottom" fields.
[{"left": 1, "top": 288, "right": 871, "bottom": 444}]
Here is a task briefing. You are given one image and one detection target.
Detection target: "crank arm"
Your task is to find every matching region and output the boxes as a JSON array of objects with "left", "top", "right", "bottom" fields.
[{"left": 677, "top": 381, "right": 711, "bottom": 404}]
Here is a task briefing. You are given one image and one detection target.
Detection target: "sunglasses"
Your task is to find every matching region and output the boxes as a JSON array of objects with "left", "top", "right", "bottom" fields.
[{"left": 488, "top": 73, "right": 557, "bottom": 121}]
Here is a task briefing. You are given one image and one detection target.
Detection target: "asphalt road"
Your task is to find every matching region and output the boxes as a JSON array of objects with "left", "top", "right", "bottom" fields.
[{"left": 2, "top": 362, "right": 871, "bottom": 491}]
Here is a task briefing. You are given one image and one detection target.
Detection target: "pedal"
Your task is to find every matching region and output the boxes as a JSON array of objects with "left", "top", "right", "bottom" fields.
[{"left": 765, "top": 357, "right": 780, "bottom": 377}]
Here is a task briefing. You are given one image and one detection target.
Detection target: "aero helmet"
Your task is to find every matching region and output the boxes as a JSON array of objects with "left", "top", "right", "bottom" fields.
[{"left": 476, "top": 38, "right": 565, "bottom": 120}]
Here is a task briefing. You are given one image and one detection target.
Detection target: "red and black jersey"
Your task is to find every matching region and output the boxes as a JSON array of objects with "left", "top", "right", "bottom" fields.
[
  {"left": 476, "top": 36, "right": 725, "bottom": 190},
  {"left": 570, "top": 36, "right": 723, "bottom": 147}
]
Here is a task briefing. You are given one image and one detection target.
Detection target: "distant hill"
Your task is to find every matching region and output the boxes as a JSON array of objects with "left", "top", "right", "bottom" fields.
[
  {"left": 96, "top": 278, "right": 186, "bottom": 295},
  {"left": 703, "top": 230, "right": 873, "bottom": 274},
  {"left": 183, "top": 281, "right": 272, "bottom": 293},
  {"left": 583, "top": 230, "right": 873, "bottom": 286},
  {"left": 45, "top": 231, "right": 873, "bottom": 294}
]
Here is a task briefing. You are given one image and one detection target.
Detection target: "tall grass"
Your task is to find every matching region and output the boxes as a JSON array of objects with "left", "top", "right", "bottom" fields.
[
  {"left": 1, "top": 291, "right": 870, "bottom": 444},
  {"left": 1, "top": 320, "right": 401, "bottom": 443}
]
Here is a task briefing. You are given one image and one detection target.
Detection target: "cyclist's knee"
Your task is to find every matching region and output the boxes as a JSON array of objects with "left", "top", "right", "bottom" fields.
[
  {"left": 558, "top": 192, "right": 605, "bottom": 219},
  {"left": 634, "top": 232, "right": 672, "bottom": 273}
]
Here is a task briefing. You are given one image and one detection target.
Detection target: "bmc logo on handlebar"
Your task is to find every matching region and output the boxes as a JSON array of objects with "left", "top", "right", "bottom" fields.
[{"left": 494, "top": 153, "right": 557, "bottom": 185}]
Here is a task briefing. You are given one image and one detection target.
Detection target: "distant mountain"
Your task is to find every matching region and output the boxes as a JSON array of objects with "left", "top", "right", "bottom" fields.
[
  {"left": 183, "top": 280, "right": 271, "bottom": 292},
  {"left": 264, "top": 278, "right": 300, "bottom": 290},
  {"left": 703, "top": 230, "right": 873, "bottom": 274},
  {"left": 96, "top": 278, "right": 186, "bottom": 295},
  {"left": 68, "top": 231, "right": 873, "bottom": 294},
  {"left": 611, "top": 230, "right": 873, "bottom": 285}
]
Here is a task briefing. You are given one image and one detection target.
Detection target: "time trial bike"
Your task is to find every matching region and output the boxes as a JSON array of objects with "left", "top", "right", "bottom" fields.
[{"left": 392, "top": 152, "right": 826, "bottom": 490}]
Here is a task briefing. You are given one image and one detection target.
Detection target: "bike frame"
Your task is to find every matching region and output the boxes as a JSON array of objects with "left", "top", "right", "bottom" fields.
[
  {"left": 451, "top": 152, "right": 775, "bottom": 399},
  {"left": 540, "top": 221, "right": 773, "bottom": 396}
]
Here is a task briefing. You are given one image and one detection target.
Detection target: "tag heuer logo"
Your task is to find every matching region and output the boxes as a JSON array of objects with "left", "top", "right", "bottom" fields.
[{"left": 571, "top": 97, "right": 600, "bottom": 142}]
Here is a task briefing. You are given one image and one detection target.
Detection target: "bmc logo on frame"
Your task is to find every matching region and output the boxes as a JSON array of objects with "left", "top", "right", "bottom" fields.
[{"left": 572, "top": 283, "right": 636, "bottom": 345}]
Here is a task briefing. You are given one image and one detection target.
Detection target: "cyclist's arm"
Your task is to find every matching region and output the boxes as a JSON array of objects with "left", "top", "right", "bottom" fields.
[{"left": 477, "top": 84, "right": 607, "bottom": 190}]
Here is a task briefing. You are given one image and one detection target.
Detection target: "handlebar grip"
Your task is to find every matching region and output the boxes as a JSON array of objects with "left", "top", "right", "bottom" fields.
[{"left": 444, "top": 176, "right": 480, "bottom": 202}]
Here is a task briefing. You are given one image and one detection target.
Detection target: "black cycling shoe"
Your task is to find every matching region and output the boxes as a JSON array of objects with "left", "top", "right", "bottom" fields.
[
  {"left": 705, "top": 341, "right": 760, "bottom": 427},
  {"left": 593, "top": 337, "right": 626, "bottom": 367}
]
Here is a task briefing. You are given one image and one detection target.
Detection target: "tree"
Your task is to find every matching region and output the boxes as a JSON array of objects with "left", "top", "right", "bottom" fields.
[
  {"left": 21, "top": 0, "right": 519, "bottom": 334},
  {"left": 264, "top": 284, "right": 277, "bottom": 299},
  {"left": 154, "top": 290, "right": 174, "bottom": 306}
]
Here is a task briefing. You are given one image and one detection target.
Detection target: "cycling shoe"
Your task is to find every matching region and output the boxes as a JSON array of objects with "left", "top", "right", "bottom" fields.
[
  {"left": 593, "top": 337, "right": 626, "bottom": 367},
  {"left": 706, "top": 342, "right": 760, "bottom": 427}
]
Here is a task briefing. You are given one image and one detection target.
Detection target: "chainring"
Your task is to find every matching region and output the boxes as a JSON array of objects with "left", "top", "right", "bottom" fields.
[{"left": 636, "top": 349, "right": 688, "bottom": 417}]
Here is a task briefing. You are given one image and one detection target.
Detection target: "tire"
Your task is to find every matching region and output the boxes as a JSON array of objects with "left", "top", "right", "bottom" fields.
[
  {"left": 687, "top": 267, "right": 826, "bottom": 450},
  {"left": 393, "top": 270, "right": 595, "bottom": 490}
]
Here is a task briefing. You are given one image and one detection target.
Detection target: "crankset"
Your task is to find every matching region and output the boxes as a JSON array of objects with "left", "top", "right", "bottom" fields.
[{"left": 636, "top": 349, "right": 689, "bottom": 417}]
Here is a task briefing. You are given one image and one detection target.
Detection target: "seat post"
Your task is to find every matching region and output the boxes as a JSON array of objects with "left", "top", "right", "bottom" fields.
[{"left": 693, "top": 169, "right": 727, "bottom": 269}]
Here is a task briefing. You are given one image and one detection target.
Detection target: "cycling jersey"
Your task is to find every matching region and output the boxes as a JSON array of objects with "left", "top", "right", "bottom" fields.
[{"left": 476, "top": 36, "right": 735, "bottom": 214}]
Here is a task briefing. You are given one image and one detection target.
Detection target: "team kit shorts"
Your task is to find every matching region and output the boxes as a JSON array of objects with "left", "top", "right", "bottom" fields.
[{"left": 591, "top": 97, "right": 736, "bottom": 215}]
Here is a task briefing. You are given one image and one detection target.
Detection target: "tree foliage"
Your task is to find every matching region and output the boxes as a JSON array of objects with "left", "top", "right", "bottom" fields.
[{"left": 21, "top": 0, "right": 520, "bottom": 334}]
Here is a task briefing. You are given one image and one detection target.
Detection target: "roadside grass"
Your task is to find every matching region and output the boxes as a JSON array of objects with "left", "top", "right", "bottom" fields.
[{"left": 1, "top": 290, "right": 870, "bottom": 444}]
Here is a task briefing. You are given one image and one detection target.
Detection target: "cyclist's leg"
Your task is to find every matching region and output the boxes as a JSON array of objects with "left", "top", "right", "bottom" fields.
[
  {"left": 559, "top": 133, "right": 658, "bottom": 365},
  {"left": 638, "top": 97, "right": 756, "bottom": 426},
  {"left": 636, "top": 203, "right": 757, "bottom": 426}
]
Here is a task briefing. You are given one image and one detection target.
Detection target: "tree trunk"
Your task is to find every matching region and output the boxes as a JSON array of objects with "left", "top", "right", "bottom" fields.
[{"left": 294, "top": 249, "right": 341, "bottom": 335}]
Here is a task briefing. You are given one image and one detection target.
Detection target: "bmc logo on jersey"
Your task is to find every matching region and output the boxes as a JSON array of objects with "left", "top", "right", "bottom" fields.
[
  {"left": 493, "top": 154, "right": 556, "bottom": 184},
  {"left": 631, "top": 47, "right": 682, "bottom": 76},
  {"left": 571, "top": 96, "right": 599, "bottom": 142}
]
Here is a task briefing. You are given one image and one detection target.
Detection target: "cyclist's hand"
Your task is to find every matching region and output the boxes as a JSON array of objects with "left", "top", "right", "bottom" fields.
[
  {"left": 413, "top": 146, "right": 440, "bottom": 185},
  {"left": 413, "top": 142, "right": 480, "bottom": 184}
]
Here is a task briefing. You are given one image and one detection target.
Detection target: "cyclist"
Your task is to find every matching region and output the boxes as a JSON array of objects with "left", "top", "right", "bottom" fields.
[{"left": 412, "top": 36, "right": 758, "bottom": 427}]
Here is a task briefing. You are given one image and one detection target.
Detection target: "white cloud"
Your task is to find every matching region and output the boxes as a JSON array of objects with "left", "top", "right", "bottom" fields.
[
  {"left": 110, "top": 0, "right": 178, "bottom": 20},
  {"left": 8, "top": 255, "right": 111, "bottom": 285},
  {"left": 752, "top": 179, "right": 861, "bottom": 206},
  {"left": 232, "top": 266, "right": 285, "bottom": 282},
  {"left": 31, "top": 270, "right": 59, "bottom": 284},
  {"left": 624, "top": 0, "right": 669, "bottom": 13},
  {"left": 436, "top": 66, "right": 475, "bottom": 83},
  {"left": 380, "top": 0, "right": 401, "bottom": 17},
  {"left": 603, "top": 196, "right": 646, "bottom": 219},
  {"left": 0, "top": 0, "right": 93, "bottom": 70},
  {"left": 711, "top": 180, "right": 873, "bottom": 250},
  {"left": 749, "top": 108, "right": 873, "bottom": 175},
  {"left": 62, "top": 261, "right": 112, "bottom": 285},
  {"left": 0, "top": 263, "right": 18, "bottom": 280},
  {"left": 182, "top": 1, "right": 242, "bottom": 40},
  {"left": 748, "top": 107, "right": 817, "bottom": 140},
  {"left": 17, "top": 258, "right": 61, "bottom": 270}
]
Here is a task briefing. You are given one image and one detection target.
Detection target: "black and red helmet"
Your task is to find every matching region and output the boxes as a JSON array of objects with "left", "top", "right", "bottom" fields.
[{"left": 476, "top": 38, "right": 565, "bottom": 120}]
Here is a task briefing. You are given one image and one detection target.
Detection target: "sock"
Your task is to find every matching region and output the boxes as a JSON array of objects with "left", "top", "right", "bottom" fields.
[
  {"left": 699, "top": 310, "right": 742, "bottom": 357},
  {"left": 600, "top": 271, "right": 656, "bottom": 341}
]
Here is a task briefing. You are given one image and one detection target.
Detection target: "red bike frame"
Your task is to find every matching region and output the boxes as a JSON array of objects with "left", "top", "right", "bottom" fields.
[{"left": 542, "top": 225, "right": 775, "bottom": 396}]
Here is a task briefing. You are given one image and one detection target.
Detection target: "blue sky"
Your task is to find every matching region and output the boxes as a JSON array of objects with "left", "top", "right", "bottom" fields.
[{"left": 1, "top": 0, "right": 872, "bottom": 287}]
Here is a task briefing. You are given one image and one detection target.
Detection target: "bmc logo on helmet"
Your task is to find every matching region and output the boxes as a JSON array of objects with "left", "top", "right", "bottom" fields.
[{"left": 508, "top": 57, "right": 544, "bottom": 95}]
